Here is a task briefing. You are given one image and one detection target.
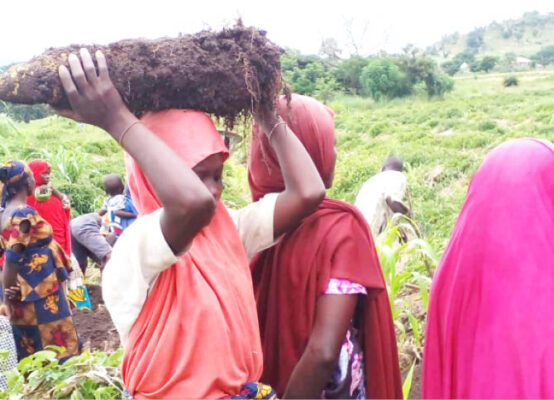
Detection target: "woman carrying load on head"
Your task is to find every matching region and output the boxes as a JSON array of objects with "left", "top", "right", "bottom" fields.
[
  {"left": 423, "top": 138, "right": 554, "bottom": 399},
  {"left": 26, "top": 159, "right": 72, "bottom": 256},
  {"left": 56, "top": 49, "right": 325, "bottom": 399},
  {"left": 0, "top": 160, "right": 79, "bottom": 361},
  {"left": 248, "top": 94, "right": 402, "bottom": 399}
]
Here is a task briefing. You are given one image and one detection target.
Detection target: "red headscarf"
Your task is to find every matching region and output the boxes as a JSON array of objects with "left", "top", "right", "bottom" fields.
[
  {"left": 248, "top": 94, "right": 402, "bottom": 398},
  {"left": 26, "top": 159, "right": 71, "bottom": 255},
  {"left": 121, "top": 109, "right": 264, "bottom": 399},
  {"left": 249, "top": 94, "right": 336, "bottom": 200}
]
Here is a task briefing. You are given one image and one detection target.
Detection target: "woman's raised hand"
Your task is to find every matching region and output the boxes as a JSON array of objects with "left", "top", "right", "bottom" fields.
[{"left": 57, "top": 48, "right": 135, "bottom": 135}]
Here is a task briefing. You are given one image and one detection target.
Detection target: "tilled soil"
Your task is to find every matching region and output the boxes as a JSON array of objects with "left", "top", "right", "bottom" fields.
[{"left": 72, "top": 284, "right": 119, "bottom": 351}]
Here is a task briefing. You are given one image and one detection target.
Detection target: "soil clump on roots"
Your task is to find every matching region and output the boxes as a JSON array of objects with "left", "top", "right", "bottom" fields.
[{"left": 0, "top": 23, "right": 283, "bottom": 127}]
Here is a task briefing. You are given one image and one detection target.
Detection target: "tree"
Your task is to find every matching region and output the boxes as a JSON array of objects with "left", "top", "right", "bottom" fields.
[
  {"left": 397, "top": 48, "right": 454, "bottom": 97},
  {"left": 343, "top": 17, "right": 370, "bottom": 55},
  {"left": 360, "top": 58, "right": 412, "bottom": 100},
  {"left": 0, "top": 102, "right": 53, "bottom": 122},
  {"left": 280, "top": 50, "right": 337, "bottom": 97},
  {"left": 466, "top": 28, "right": 485, "bottom": 51},
  {"left": 319, "top": 38, "right": 342, "bottom": 63},
  {"left": 441, "top": 51, "right": 475, "bottom": 76},
  {"left": 532, "top": 45, "right": 554, "bottom": 65},
  {"left": 333, "top": 56, "right": 370, "bottom": 94},
  {"left": 470, "top": 60, "right": 482, "bottom": 72},
  {"left": 503, "top": 52, "right": 517, "bottom": 69},
  {"left": 441, "top": 60, "right": 460, "bottom": 76},
  {"left": 480, "top": 56, "right": 499, "bottom": 72}
]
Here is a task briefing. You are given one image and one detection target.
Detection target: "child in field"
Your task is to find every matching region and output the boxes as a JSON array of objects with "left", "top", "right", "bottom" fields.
[{"left": 99, "top": 175, "right": 136, "bottom": 236}]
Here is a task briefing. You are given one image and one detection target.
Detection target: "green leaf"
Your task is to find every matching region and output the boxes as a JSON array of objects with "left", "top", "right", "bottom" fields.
[
  {"left": 402, "top": 361, "right": 416, "bottom": 400},
  {"left": 70, "top": 388, "right": 85, "bottom": 400},
  {"left": 44, "top": 345, "right": 67, "bottom": 354},
  {"left": 409, "top": 313, "right": 422, "bottom": 347}
]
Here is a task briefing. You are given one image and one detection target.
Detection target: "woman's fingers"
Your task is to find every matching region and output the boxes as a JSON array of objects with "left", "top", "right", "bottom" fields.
[
  {"left": 96, "top": 50, "right": 110, "bottom": 81},
  {"left": 67, "top": 53, "right": 88, "bottom": 93},
  {"left": 58, "top": 65, "right": 80, "bottom": 109},
  {"left": 80, "top": 48, "right": 98, "bottom": 84}
]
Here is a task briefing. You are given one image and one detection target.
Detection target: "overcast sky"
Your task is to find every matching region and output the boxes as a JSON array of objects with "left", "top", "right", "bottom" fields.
[{"left": 2, "top": 0, "right": 554, "bottom": 65}]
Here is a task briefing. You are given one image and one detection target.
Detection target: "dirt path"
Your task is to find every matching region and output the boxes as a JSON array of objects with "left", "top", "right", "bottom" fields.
[{"left": 72, "top": 284, "right": 120, "bottom": 352}]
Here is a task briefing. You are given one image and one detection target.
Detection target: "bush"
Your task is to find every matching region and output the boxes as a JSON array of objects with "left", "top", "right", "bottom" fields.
[
  {"left": 360, "top": 58, "right": 412, "bottom": 100},
  {"left": 0, "top": 102, "right": 53, "bottom": 123},
  {"left": 398, "top": 49, "right": 455, "bottom": 97},
  {"left": 426, "top": 73, "right": 454, "bottom": 97},
  {"left": 441, "top": 60, "right": 460, "bottom": 76},
  {"left": 480, "top": 56, "right": 499, "bottom": 72},
  {"left": 60, "top": 183, "right": 102, "bottom": 216},
  {"left": 466, "top": 28, "right": 485, "bottom": 51},
  {"left": 504, "top": 76, "right": 519, "bottom": 87},
  {"left": 333, "top": 56, "right": 370, "bottom": 94},
  {"left": 532, "top": 45, "right": 554, "bottom": 65},
  {"left": 478, "top": 120, "right": 497, "bottom": 131},
  {"left": 281, "top": 51, "right": 336, "bottom": 96}
]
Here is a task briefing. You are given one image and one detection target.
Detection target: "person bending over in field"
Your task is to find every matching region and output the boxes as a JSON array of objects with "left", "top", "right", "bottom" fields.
[
  {"left": 99, "top": 174, "right": 136, "bottom": 237},
  {"left": 57, "top": 49, "right": 325, "bottom": 399},
  {"left": 249, "top": 94, "right": 402, "bottom": 399},
  {"left": 354, "top": 156, "right": 410, "bottom": 237},
  {"left": 423, "top": 138, "right": 554, "bottom": 399},
  {"left": 70, "top": 213, "right": 112, "bottom": 274},
  {"left": 0, "top": 160, "right": 79, "bottom": 361}
]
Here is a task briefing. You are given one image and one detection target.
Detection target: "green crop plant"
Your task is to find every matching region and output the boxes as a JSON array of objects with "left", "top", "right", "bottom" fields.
[{"left": 0, "top": 347, "right": 124, "bottom": 399}]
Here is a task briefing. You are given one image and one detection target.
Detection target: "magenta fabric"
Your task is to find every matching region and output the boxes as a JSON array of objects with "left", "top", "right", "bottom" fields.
[{"left": 423, "top": 138, "right": 554, "bottom": 399}]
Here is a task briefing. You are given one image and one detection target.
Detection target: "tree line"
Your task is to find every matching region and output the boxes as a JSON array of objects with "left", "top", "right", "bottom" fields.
[{"left": 282, "top": 46, "right": 454, "bottom": 103}]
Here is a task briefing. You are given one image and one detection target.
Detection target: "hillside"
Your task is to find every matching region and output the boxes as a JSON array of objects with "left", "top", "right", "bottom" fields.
[{"left": 428, "top": 11, "right": 554, "bottom": 62}]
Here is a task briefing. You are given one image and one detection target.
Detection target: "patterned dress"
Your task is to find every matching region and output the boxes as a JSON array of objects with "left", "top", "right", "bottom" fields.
[
  {"left": 322, "top": 278, "right": 367, "bottom": 400},
  {"left": 1, "top": 205, "right": 79, "bottom": 361}
]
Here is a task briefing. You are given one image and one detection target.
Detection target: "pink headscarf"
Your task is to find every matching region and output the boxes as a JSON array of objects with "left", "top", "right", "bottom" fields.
[{"left": 423, "top": 138, "right": 554, "bottom": 398}]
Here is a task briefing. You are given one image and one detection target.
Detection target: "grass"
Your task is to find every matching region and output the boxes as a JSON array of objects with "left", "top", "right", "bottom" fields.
[{"left": 1, "top": 68, "right": 554, "bottom": 398}]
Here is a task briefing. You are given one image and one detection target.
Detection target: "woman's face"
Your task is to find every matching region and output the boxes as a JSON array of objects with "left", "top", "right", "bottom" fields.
[
  {"left": 192, "top": 153, "right": 225, "bottom": 202},
  {"left": 40, "top": 169, "right": 51, "bottom": 186}
]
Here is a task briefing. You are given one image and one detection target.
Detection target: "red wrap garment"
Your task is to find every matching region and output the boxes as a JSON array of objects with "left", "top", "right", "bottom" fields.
[
  {"left": 248, "top": 94, "right": 402, "bottom": 398},
  {"left": 26, "top": 159, "right": 71, "bottom": 255},
  {"left": 121, "top": 110, "right": 263, "bottom": 399}
]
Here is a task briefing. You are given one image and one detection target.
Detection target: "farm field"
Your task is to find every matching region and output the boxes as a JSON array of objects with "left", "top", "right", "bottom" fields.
[{"left": 1, "top": 68, "right": 553, "bottom": 398}]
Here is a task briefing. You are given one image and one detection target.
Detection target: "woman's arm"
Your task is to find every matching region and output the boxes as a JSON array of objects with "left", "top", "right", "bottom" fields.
[
  {"left": 2, "top": 258, "right": 21, "bottom": 317},
  {"left": 58, "top": 49, "right": 215, "bottom": 254},
  {"left": 283, "top": 294, "right": 357, "bottom": 399},
  {"left": 255, "top": 111, "right": 326, "bottom": 239},
  {"left": 51, "top": 188, "right": 71, "bottom": 209}
]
